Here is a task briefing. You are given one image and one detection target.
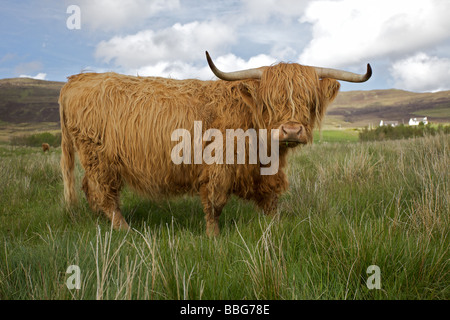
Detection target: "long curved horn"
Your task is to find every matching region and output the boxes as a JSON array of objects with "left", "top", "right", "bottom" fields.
[
  {"left": 206, "top": 51, "right": 372, "bottom": 83},
  {"left": 314, "top": 64, "right": 372, "bottom": 83},
  {"left": 206, "top": 51, "right": 265, "bottom": 81}
]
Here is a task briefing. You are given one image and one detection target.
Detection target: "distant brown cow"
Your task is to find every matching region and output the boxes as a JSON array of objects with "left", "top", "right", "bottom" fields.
[
  {"left": 59, "top": 51, "right": 371, "bottom": 236},
  {"left": 42, "top": 143, "right": 50, "bottom": 152}
]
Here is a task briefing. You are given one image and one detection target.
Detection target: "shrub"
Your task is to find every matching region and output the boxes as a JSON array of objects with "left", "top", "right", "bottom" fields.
[
  {"left": 359, "top": 124, "right": 450, "bottom": 142},
  {"left": 10, "top": 132, "right": 61, "bottom": 147}
]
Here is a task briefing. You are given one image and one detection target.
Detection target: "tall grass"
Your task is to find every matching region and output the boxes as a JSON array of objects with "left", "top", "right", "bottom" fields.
[{"left": 0, "top": 134, "right": 448, "bottom": 300}]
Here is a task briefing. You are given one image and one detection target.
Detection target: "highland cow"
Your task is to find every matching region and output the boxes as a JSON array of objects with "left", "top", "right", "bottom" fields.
[
  {"left": 59, "top": 51, "right": 371, "bottom": 236},
  {"left": 42, "top": 143, "right": 50, "bottom": 152}
]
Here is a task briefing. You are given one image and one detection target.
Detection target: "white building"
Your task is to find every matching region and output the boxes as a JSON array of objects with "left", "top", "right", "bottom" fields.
[
  {"left": 380, "top": 120, "right": 399, "bottom": 127},
  {"left": 409, "top": 117, "right": 428, "bottom": 126}
]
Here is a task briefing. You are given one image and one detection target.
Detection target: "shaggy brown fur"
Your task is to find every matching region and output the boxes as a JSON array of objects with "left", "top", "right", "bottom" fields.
[
  {"left": 42, "top": 143, "right": 50, "bottom": 153},
  {"left": 59, "top": 63, "right": 340, "bottom": 236}
]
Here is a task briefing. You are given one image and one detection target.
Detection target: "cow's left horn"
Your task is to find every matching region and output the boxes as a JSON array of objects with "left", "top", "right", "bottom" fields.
[
  {"left": 206, "top": 51, "right": 266, "bottom": 81},
  {"left": 314, "top": 64, "right": 372, "bottom": 83}
]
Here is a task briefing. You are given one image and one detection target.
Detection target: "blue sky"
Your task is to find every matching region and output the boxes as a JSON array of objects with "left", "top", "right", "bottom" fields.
[{"left": 1, "top": 0, "right": 450, "bottom": 92}]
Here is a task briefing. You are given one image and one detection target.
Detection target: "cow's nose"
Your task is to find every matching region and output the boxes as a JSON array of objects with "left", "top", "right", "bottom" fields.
[{"left": 280, "top": 123, "right": 304, "bottom": 142}]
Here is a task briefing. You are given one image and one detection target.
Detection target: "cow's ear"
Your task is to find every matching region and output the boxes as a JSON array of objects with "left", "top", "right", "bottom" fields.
[
  {"left": 320, "top": 78, "right": 340, "bottom": 103},
  {"left": 238, "top": 81, "right": 259, "bottom": 111},
  {"left": 238, "top": 81, "right": 266, "bottom": 128},
  {"left": 312, "top": 78, "right": 340, "bottom": 128}
]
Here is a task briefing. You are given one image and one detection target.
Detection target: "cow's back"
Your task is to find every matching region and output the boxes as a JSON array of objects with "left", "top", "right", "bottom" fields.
[{"left": 59, "top": 72, "right": 209, "bottom": 198}]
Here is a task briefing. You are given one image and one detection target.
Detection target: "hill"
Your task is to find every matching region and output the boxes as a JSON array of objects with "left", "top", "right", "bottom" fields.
[
  {"left": 327, "top": 89, "right": 450, "bottom": 128},
  {"left": 0, "top": 77, "right": 64, "bottom": 123},
  {"left": 0, "top": 77, "right": 449, "bottom": 128}
]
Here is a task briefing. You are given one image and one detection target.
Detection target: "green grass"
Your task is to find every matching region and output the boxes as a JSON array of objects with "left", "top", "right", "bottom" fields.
[
  {"left": 313, "top": 129, "right": 359, "bottom": 143},
  {"left": 413, "top": 108, "right": 450, "bottom": 118},
  {"left": 0, "top": 122, "right": 60, "bottom": 144},
  {"left": 0, "top": 134, "right": 448, "bottom": 300},
  {"left": 9, "top": 131, "right": 62, "bottom": 148}
]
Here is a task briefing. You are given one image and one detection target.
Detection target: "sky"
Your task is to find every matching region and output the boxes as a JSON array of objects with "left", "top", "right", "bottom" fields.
[{"left": 1, "top": 0, "right": 450, "bottom": 92}]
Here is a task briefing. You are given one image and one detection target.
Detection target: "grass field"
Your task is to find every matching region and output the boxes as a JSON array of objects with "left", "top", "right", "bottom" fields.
[
  {"left": 0, "top": 122, "right": 60, "bottom": 144},
  {"left": 0, "top": 133, "right": 448, "bottom": 300},
  {"left": 313, "top": 129, "right": 359, "bottom": 143}
]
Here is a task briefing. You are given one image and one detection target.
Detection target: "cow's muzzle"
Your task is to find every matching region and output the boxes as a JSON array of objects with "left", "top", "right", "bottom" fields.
[{"left": 275, "top": 122, "right": 307, "bottom": 147}]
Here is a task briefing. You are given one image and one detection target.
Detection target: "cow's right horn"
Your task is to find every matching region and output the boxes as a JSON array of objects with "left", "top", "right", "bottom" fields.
[
  {"left": 313, "top": 64, "right": 372, "bottom": 83},
  {"left": 206, "top": 51, "right": 265, "bottom": 81}
]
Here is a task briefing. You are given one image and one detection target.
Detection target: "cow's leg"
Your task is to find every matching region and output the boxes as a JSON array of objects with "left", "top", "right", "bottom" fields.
[
  {"left": 81, "top": 173, "right": 128, "bottom": 229},
  {"left": 199, "top": 167, "right": 232, "bottom": 237},
  {"left": 256, "top": 193, "right": 279, "bottom": 217},
  {"left": 88, "top": 173, "right": 128, "bottom": 230},
  {"left": 99, "top": 191, "right": 129, "bottom": 231},
  {"left": 82, "top": 175, "right": 100, "bottom": 212},
  {"left": 253, "top": 170, "right": 287, "bottom": 217},
  {"left": 90, "top": 165, "right": 128, "bottom": 230},
  {"left": 200, "top": 184, "right": 229, "bottom": 237},
  {"left": 76, "top": 140, "right": 129, "bottom": 230}
]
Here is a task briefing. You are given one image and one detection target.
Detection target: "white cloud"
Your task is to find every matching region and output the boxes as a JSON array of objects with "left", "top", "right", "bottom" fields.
[
  {"left": 390, "top": 53, "right": 450, "bottom": 92},
  {"left": 241, "top": 0, "right": 310, "bottom": 22},
  {"left": 132, "top": 61, "right": 212, "bottom": 80},
  {"left": 95, "top": 20, "right": 236, "bottom": 69},
  {"left": 131, "top": 53, "right": 277, "bottom": 80},
  {"left": 211, "top": 53, "right": 277, "bottom": 71},
  {"left": 74, "top": 0, "right": 180, "bottom": 32},
  {"left": 19, "top": 73, "right": 47, "bottom": 80},
  {"left": 299, "top": 0, "right": 450, "bottom": 67},
  {"left": 80, "top": 0, "right": 450, "bottom": 92}
]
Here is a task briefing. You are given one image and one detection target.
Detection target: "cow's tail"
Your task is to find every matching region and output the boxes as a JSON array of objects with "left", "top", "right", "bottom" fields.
[{"left": 59, "top": 95, "right": 78, "bottom": 207}]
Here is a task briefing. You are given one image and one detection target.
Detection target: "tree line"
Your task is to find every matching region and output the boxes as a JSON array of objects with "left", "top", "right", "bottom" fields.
[{"left": 359, "top": 123, "right": 450, "bottom": 142}]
